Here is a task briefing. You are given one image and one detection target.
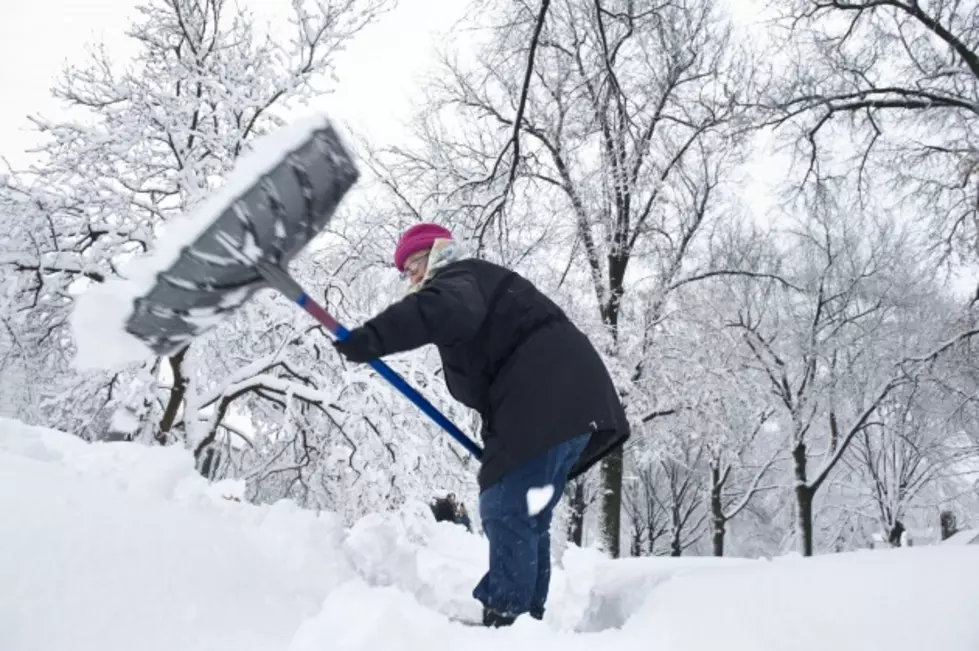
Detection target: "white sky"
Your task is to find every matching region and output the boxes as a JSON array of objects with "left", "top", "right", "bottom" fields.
[
  {"left": 4, "top": 1, "right": 973, "bottom": 308},
  {"left": 0, "top": 0, "right": 470, "bottom": 167},
  {"left": 0, "top": 0, "right": 813, "bottom": 263},
  {"left": 1, "top": 3, "right": 126, "bottom": 165},
  {"left": 0, "top": 0, "right": 809, "bottom": 288}
]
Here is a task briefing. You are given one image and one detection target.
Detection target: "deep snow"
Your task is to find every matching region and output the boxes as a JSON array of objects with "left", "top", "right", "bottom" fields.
[{"left": 2, "top": 416, "right": 978, "bottom": 651}]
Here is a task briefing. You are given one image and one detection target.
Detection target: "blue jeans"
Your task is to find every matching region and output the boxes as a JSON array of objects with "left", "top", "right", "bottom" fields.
[{"left": 472, "top": 433, "right": 590, "bottom": 618}]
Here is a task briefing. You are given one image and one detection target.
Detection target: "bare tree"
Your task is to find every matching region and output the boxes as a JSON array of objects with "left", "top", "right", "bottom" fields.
[
  {"left": 369, "top": 0, "right": 753, "bottom": 557},
  {"left": 622, "top": 457, "right": 670, "bottom": 555},
  {"left": 728, "top": 183, "right": 923, "bottom": 555},
  {"left": 623, "top": 246, "right": 790, "bottom": 556},
  {"left": 659, "top": 447, "right": 710, "bottom": 556},
  {"left": 844, "top": 376, "right": 979, "bottom": 545},
  {"left": 764, "top": 0, "right": 979, "bottom": 270},
  {"left": 706, "top": 405, "right": 782, "bottom": 556},
  {"left": 1, "top": 0, "right": 390, "bottom": 441},
  {"left": 564, "top": 473, "right": 604, "bottom": 547}
]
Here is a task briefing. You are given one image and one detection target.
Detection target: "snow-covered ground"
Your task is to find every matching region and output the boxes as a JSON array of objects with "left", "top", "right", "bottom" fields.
[{"left": 2, "top": 416, "right": 978, "bottom": 651}]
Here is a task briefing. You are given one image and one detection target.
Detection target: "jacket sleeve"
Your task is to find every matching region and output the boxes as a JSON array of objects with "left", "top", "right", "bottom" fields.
[{"left": 365, "top": 265, "right": 487, "bottom": 355}]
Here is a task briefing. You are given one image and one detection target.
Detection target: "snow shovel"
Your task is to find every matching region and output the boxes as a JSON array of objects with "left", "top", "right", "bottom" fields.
[{"left": 122, "top": 116, "right": 483, "bottom": 460}]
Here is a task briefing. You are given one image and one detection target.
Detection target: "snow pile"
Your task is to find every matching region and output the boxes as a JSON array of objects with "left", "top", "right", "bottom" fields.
[
  {"left": 70, "top": 112, "right": 342, "bottom": 371},
  {"left": 0, "top": 418, "right": 349, "bottom": 651},
  {"left": 629, "top": 546, "right": 979, "bottom": 651},
  {"left": 943, "top": 529, "right": 979, "bottom": 545},
  {"left": 564, "top": 552, "right": 756, "bottom": 632},
  {"left": 342, "top": 502, "right": 487, "bottom": 621},
  {"left": 2, "top": 416, "right": 979, "bottom": 651}
]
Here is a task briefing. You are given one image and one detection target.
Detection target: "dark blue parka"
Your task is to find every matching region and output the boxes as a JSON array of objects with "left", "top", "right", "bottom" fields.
[{"left": 361, "top": 257, "right": 630, "bottom": 491}]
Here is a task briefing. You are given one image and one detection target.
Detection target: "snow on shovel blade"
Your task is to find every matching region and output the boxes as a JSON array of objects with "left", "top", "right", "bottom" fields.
[{"left": 124, "top": 118, "right": 359, "bottom": 357}]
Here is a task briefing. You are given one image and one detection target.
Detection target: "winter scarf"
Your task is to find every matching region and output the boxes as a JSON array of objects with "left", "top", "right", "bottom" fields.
[{"left": 405, "top": 237, "right": 465, "bottom": 294}]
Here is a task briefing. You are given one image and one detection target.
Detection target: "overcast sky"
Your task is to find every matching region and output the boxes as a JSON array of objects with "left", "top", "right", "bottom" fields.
[
  {"left": 0, "top": 0, "right": 470, "bottom": 168},
  {"left": 0, "top": 0, "right": 782, "bottom": 233}
]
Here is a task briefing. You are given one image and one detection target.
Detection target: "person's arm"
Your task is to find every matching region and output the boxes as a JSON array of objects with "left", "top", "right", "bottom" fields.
[
  {"left": 368, "top": 265, "right": 486, "bottom": 354},
  {"left": 336, "top": 265, "right": 485, "bottom": 364}
]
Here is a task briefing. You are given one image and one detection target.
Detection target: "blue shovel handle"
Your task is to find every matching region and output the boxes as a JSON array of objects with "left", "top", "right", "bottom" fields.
[{"left": 255, "top": 261, "right": 483, "bottom": 460}]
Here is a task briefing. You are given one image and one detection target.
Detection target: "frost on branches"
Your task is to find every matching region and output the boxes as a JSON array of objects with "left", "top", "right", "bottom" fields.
[
  {"left": 7, "top": 0, "right": 979, "bottom": 551},
  {"left": 0, "top": 0, "right": 486, "bottom": 522},
  {"left": 365, "top": 0, "right": 757, "bottom": 557}
]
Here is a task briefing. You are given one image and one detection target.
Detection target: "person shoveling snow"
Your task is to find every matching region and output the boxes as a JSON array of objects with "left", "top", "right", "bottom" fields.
[
  {"left": 333, "top": 223, "right": 630, "bottom": 627},
  {"left": 69, "top": 115, "right": 628, "bottom": 628}
]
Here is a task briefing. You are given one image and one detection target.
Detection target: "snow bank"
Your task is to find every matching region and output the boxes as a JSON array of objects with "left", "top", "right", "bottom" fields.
[
  {"left": 943, "top": 529, "right": 979, "bottom": 545},
  {"left": 562, "top": 550, "right": 755, "bottom": 632},
  {"left": 342, "top": 501, "right": 488, "bottom": 621},
  {"left": 628, "top": 546, "right": 979, "bottom": 651},
  {"left": 2, "top": 416, "right": 979, "bottom": 651},
  {"left": 70, "top": 112, "right": 341, "bottom": 371},
  {"left": 0, "top": 418, "right": 348, "bottom": 651}
]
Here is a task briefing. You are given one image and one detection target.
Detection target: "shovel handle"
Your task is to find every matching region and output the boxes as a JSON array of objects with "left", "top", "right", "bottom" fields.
[
  {"left": 256, "top": 261, "right": 482, "bottom": 459},
  {"left": 299, "top": 294, "right": 483, "bottom": 460}
]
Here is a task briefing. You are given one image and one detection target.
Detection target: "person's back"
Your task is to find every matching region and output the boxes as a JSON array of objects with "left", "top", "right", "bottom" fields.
[{"left": 423, "top": 257, "right": 628, "bottom": 491}]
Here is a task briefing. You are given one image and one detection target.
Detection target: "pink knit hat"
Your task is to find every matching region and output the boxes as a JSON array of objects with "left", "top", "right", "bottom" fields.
[{"left": 393, "top": 223, "right": 453, "bottom": 271}]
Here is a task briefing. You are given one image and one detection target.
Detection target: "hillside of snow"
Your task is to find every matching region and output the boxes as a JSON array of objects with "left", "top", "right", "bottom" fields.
[{"left": 2, "top": 416, "right": 978, "bottom": 651}]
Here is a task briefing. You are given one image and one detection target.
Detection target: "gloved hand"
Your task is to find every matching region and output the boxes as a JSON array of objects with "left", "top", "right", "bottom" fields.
[{"left": 333, "top": 325, "right": 383, "bottom": 363}]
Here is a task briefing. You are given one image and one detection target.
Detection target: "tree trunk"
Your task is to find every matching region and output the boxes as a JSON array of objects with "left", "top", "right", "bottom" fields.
[
  {"left": 601, "top": 447, "right": 624, "bottom": 557},
  {"left": 795, "top": 486, "right": 814, "bottom": 556},
  {"left": 887, "top": 520, "right": 906, "bottom": 547},
  {"left": 157, "top": 347, "right": 188, "bottom": 445},
  {"left": 710, "top": 465, "right": 725, "bottom": 556},
  {"left": 599, "top": 252, "right": 628, "bottom": 558},
  {"left": 940, "top": 510, "right": 958, "bottom": 541},
  {"left": 712, "top": 526, "right": 725, "bottom": 557},
  {"left": 793, "top": 440, "right": 814, "bottom": 556},
  {"left": 669, "top": 501, "right": 684, "bottom": 557},
  {"left": 567, "top": 479, "right": 586, "bottom": 546},
  {"left": 630, "top": 525, "right": 643, "bottom": 557},
  {"left": 199, "top": 447, "right": 221, "bottom": 479}
]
